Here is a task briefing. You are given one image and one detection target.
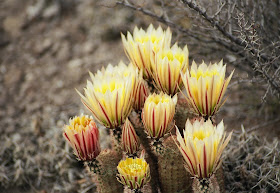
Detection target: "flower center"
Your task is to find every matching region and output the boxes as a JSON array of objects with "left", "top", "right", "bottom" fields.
[
  {"left": 191, "top": 69, "right": 220, "bottom": 80},
  {"left": 193, "top": 129, "right": 211, "bottom": 140},
  {"left": 69, "top": 116, "right": 93, "bottom": 132},
  {"left": 94, "top": 81, "right": 122, "bottom": 94},
  {"left": 126, "top": 163, "right": 143, "bottom": 173},
  {"left": 162, "top": 51, "right": 185, "bottom": 64},
  {"left": 150, "top": 95, "right": 170, "bottom": 105},
  {"left": 135, "top": 35, "right": 162, "bottom": 44}
]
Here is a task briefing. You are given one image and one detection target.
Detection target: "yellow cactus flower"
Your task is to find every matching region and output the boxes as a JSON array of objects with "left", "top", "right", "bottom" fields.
[
  {"left": 63, "top": 115, "right": 100, "bottom": 161},
  {"left": 142, "top": 93, "right": 177, "bottom": 139},
  {"left": 152, "top": 43, "right": 189, "bottom": 96},
  {"left": 122, "top": 118, "right": 140, "bottom": 155},
  {"left": 117, "top": 156, "right": 150, "bottom": 190},
  {"left": 133, "top": 77, "right": 150, "bottom": 111},
  {"left": 121, "top": 24, "right": 172, "bottom": 79},
  {"left": 176, "top": 119, "right": 232, "bottom": 178},
  {"left": 181, "top": 60, "right": 234, "bottom": 117},
  {"left": 77, "top": 62, "right": 136, "bottom": 129}
]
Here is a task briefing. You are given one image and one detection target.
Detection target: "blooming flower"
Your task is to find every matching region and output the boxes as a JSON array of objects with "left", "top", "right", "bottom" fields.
[
  {"left": 121, "top": 24, "right": 172, "bottom": 79},
  {"left": 132, "top": 77, "right": 150, "bottom": 111},
  {"left": 122, "top": 118, "right": 140, "bottom": 155},
  {"left": 117, "top": 155, "right": 150, "bottom": 190},
  {"left": 142, "top": 93, "right": 177, "bottom": 139},
  {"left": 176, "top": 119, "right": 232, "bottom": 178},
  {"left": 181, "top": 60, "right": 234, "bottom": 117},
  {"left": 77, "top": 62, "right": 136, "bottom": 129},
  {"left": 63, "top": 115, "right": 101, "bottom": 161},
  {"left": 152, "top": 43, "right": 189, "bottom": 96}
]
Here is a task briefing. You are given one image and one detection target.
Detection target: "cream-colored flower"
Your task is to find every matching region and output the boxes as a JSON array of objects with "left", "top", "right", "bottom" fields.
[
  {"left": 142, "top": 93, "right": 177, "bottom": 139},
  {"left": 117, "top": 156, "right": 150, "bottom": 190},
  {"left": 121, "top": 24, "right": 172, "bottom": 79},
  {"left": 176, "top": 119, "right": 232, "bottom": 178},
  {"left": 152, "top": 43, "right": 189, "bottom": 96},
  {"left": 181, "top": 60, "right": 234, "bottom": 117},
  {"left": 77, "top": 62, "right": 136, "bottom": 129},
  {"left": 63, "top": 115, "right": 100, "bottom": 161},
  {"left": 122, "top": 118, "right": 140, "bottom": 155}
]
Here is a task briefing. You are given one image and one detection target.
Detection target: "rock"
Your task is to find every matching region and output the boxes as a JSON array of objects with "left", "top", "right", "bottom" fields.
[
  {"left": 35, "top": 38, "right": 52, "bottom": 55},
  {"left": 68, "top": 58, "right": 83, "bottom": 68},
  {"left": 3, "top": 16, "right": 22, "bottom": 37},
  {"left": 42, "top": 3, "right": 59, "bottom": 19}
]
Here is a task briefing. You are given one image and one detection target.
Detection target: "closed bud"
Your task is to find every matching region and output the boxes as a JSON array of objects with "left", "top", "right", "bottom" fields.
[
  {"left": 122, "top": 118, "right": 140, "bottom": 155},
  {"left": 63, "top": 115, "right": 101, "bottom": 161}
]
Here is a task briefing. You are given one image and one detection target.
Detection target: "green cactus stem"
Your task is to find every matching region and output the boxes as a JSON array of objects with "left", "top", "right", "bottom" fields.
[
  {"left": 88, "top": 149, "right": 123, "bottom": 193},
  {"left": 157, "top": 136, "right": 192, "bottom": 193},
  {"left": 129, "top": 112, "right": 161, "bottom": 193},
  {"left": 85, "top": 159, "right": 101, "bottom": 175},
  {"left": 192, "top": 175, "right": 220, "bottom": 193},
  {"left": 110, "top": 127, "right": 123, "bottom": 154}
]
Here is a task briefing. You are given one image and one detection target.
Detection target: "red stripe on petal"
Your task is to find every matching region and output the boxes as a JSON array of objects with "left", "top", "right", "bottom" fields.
[
  {"left": 152, "top": 109, "right": 156, "bottom": 137},
  {"left": 186, "top": 77, "right": 201, "bottom": 115},
  {"left": 74, "top": 134, "right": 84, "bottom": 160},
  {"left": 63, "top": 133, "right": 71, "bottom": 143},
  {"left": 168, "top": 63, "right": 171, "bottom": 94},
  {"left": 205, "top": 92, "right": 209, "bottom": 115},
  {"left": 199, "top": 164, "right": 203, "bottom": 178},
  {"left": 203, "top": 144, "right": 207, "bottom": 178},
  {"left": 115, "top": 92, "right": 119, "bottom": 125},
  {"left": 181, "top": 147, "right": 196, "bottom": 175},
  {"left": 98, "top": 102, "right": 113, "bottom": 128}
]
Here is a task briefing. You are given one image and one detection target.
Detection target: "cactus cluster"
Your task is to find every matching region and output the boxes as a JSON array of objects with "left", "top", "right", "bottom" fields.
[{"left": 62, "top": 24, "right": 234, "bottom": 193}]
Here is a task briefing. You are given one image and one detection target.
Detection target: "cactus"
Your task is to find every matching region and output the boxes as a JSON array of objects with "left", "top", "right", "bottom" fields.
[
  {"left": 63, "top": 24, "right": 235, "bottom": 193},
  {"left": 192, "top": 175, "right": 220, "bottom": 193},
  {"left": 157, "top": 136, "right": 192, "bottom": 193},
  {"left": 90, "top": 149, "right": 123, "bottom": 193}
]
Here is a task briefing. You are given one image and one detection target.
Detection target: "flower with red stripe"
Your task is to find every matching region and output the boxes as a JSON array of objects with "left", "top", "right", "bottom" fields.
[
  {"left": 152, "top": 43, "right": 189, "bottom": 96},
  {"left": 63, "top": 115, "right": 101, "bottom": 161},
  {"left": 181, "top": 60, "right": 234, "bottom": 118},
  {"left": 77, "top": 62, "right": 136, "bottom": 129},
  {"left": 121, "top": 24, "right": 172, "bottom": 80},
  {"left": 133, "top": 76, "right": 150, "bottom": 111},
  {"left": 117, "top": 152, "right": 150, "bottom": 190},
  {"left": 176, "top": 119, "right": 232, "bottom": 178},
  {"left": 122, "top": 118, "right": 140, "bottom": 155},
  {"left": 142, "top": 92, "right": 177, "bottom": 139}
]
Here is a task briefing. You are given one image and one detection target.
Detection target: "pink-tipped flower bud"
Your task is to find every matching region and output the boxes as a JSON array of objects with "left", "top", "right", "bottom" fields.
[
  {"left": 63, "top": 115, "right": 101, "bottom": 161},
  {"left": 122, "top": 118, "right": 140, "bottom": 155}
]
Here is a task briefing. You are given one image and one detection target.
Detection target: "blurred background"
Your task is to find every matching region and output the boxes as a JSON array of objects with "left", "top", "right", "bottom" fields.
[{"left": 0, "top": 0, "right": 279, "bottom": 192}]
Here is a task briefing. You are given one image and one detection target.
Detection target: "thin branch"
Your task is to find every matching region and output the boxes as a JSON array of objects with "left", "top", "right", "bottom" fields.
[
  {"left": 117, "top": 0, "right": 253, "bottom": 74},
  {"left": 178, "top": 0, "right": 280, "bottom": 94},
  {"left": 247, "top": 117, "right": 280, "bottom": 133}
]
